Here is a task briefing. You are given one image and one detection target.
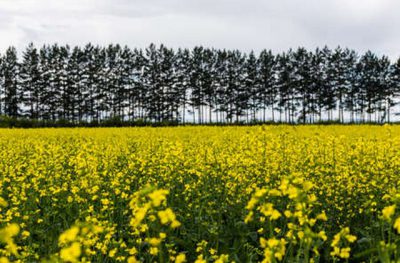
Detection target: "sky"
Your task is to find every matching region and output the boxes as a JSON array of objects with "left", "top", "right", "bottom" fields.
[{"left": 0, "top": 0, "right": 399, "bottom": 59}]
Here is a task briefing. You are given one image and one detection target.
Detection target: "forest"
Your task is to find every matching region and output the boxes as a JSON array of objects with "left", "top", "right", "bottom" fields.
[{"left": 0, "top": 43, "right": 399, "bottom": 125}]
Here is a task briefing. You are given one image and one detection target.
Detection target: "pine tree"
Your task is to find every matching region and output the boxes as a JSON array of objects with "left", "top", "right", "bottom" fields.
[
  {"left": 189, "top": 46, "right": 206, "bottom": 123},
  {"left": 114, "top": 45, "right": 130, "bottom": 120},
  {"left": 0, "top": 55, "right": 3, "bottom": 115},
  {"left": 310, "top": 48, "right": 327, "bottom": 122},
  {"left": 245, "top": 51, "right": 260, "bottom": 122},
  {"left": 258, "top": 50, "right": 276, "bottom": 122},
  {"left": 357, "top": 51, "right": 380, "bottom": 122},
  {"left": 66, "top": 46, "right": 82, "bottom": 122},
  {"left": 46, "top": 44, "right": 62, "bottom": 120},
  {"left": 230, "top": 50, "right": 248, "bottom": 122},
  {"left": 57, "top": 45, "right": 70, "bottom": 120},
  {"left": 321, "top": 46, "right": 339, "bottom": 122},
  {"left": 377, "top": 55, "right": 392, "bottom": 123},
  {"left": 38, "top": 45, "right": 51, "bottom": 120},
  {"left": 1, "top": 47, "right": 20, "bottom": 117},
  {"left": 20, "top": 43, "right": 39, "bottom": 118},
  {"left": 131, "top": 48, "right": 147, "bottom": 121},
  {"left": 214, "top": 49, "right": 229, "bottom": 123},
  {"left": 174, "top": 48, "right": 191, "bottom": 123},
  {"left": 142, "top": 44, "right": 176, "bottom": 122},
  {"left": 389, "top": 57, "right": 400, "bottom": 122},
  {"left": 275, "top": 52, "right": 297, "bottom": 123},
  {"left": 119, "top": 46, "right": 134, "bottom": 121},
  {"left": 79, "top": 43, "right": 104, "bottom": 122},
  {"left": 158, "top": 45, "right": 176, "bottom": 121},
  {"left": 292, "top": 48, "right": 313, "bottom": 123},
  {"left": 201, "top": 48, "right": 217, "bottom": 123},
  {"left": 343, "top": 50, "right": 359, "bottom": 123},
  {"left": 142, "top": 44, "right": 159, "bottom": 122}
]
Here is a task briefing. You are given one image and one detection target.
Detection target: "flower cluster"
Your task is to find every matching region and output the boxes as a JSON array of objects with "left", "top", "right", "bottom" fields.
[
  {"left": 330, "top": 227, "right": 357, "bottom": 259},
  {"left": 0, "top": 126, "right": 399, "bottom": 261}
]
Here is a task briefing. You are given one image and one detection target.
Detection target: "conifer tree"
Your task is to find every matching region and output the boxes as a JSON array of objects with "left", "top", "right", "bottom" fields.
[
  {"left": 1, "top": 47, "right": 19, "bottom": 117},
  {"left": 258, "top": 50, "right": 276, "bottom": 122},
  {"left": 20, "top": 43, "right": 41, "bottom": 119}
]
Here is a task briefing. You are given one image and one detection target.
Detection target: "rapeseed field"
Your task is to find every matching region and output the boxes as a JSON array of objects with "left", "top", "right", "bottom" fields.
[{"left": 0, "top": 126, "right": 400, "bottom": 262}]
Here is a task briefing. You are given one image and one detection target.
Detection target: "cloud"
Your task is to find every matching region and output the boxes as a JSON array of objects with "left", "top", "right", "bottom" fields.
[{"left": 0, "top": 0, "right": 399, "bottom": 59}]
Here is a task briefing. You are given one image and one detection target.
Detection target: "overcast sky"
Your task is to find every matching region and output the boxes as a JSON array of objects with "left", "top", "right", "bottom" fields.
[{"left": 0, "top": 0, "right": 399, "bottom": 59}]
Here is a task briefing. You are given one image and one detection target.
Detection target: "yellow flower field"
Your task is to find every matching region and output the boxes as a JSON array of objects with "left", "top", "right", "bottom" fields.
[{"left": 1, "top": 126, "right": 400, "bottom": 262}]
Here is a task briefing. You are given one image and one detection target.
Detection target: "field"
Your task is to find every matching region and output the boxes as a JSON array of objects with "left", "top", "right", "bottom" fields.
[{"left": 1, "top": 126, "right": 400, "bottom": 262}]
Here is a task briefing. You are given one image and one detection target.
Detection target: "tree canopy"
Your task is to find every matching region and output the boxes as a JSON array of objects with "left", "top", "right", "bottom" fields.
[{"left": 0, "top": 43, "right": 399, "bottom": 124}]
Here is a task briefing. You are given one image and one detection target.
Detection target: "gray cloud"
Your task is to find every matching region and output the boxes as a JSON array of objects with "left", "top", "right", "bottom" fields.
[{"left": 0, "top": 0, "right": 399, "bottom": 59}]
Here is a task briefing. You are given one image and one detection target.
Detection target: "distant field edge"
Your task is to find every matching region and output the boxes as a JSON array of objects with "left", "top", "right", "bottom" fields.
[{"left": 0, "top": 116, "right": 398, "bottom": 128}]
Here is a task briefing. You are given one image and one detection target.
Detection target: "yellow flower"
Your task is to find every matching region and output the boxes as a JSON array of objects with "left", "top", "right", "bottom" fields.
[
  {"left": 108, "top": 248, "right": 117, "bottom": 257},
  {"left": 318, "top": 231, "right": 327, "bottom": 241},
  {"left": 269, "top": 189, "right": 281, "bottom": 196},
  {"left": 128, "top": 247, "right": 137, "bottom": 255},
  {"left": 260, "top": 203, "right": 281, "bottom": 220},
  {"left": 131, "top": 206, "right": 149, "bottom": 228},
  {"left": 175, "top": 253, "right": 186, "bottom": 263},
  {"left": 5, "top": 224, "right": 19, "bottom": 236},
  {"left": 0, "top": 223, "right": 20, "bottom": 256},
  {"left": 260, "top": 237, "right": 267, "bottom": 248},
  {"left": 59, "top": 226, "right": 80, "bottom": 245},
  {"left": 270, "top": 210, "right": 281, "bottom": 220},
  {"left": 284, "top": 210, "right": 292, "bottom": 218},
  {"left": 0, "top": 197, "right": 8, "bottom": 207},
  {"left": 60, "top": 242, "right": 81, "bottom": 263},
  {"left": 171, "top": 220, "right": 181, "bottom": 228},
  {"left": 127, "top": 256, "right": 138, "bottom": 263},
  {"left": 148, "top": 189, "right": 169, "bottom": 207},
  {"left": 331, "top": 228, "right": 356, "bottom": 259},
  {"left": 246, "top": 197, "right": 258, "bottom": 210},
  {"left": 149, "top": 246, "right": 158, "bottom": 255},
  {"left": 394, "top": 217, "right": 400, "bottom": 233},
  {"left": 287, "top": 186, "right": 299, "bottom": 199},
  {"left": 157, "top": 208, "right": 181, "bottom": 228},
  {"left": 260, "top": 237, "right": 286, "bottom": 262},
  {"left": 339, "top": 247, "right": 351, "bottom": 259},
  {"left": 316, "top": 212, "right": 328, "bottom": 221},
  {"left": 308, "top": 194, "right": 317, "bottom": 203},
  {"left": 22, "top": 230, "right": 30, "bottom": 238},
  {"left": 215, "top": 254, "right": 229, "bottom": 263},
  {"left": 194, "top": 255, "right": 206, "bottom": 263},
  {"left": 382, "top": 205, "right": 396, "bottom": 221},
  {"left": 244, "top": 211, "right": 253, "bottom": 223},
  {"left": 101, "top": 198, "right": 110, "bottom": 206},
  {"left": 148, "top": 237, "right": 161, "bottom": 247},
  {"left": 345, "top": 234, "right": 357, "bottom": 243},
  {"left": 303, "top": 181, "right": 313, "bottom": 191},
  {"left": 330, "top": 246, "right": 340, "bottom": 257},
  {"left": 267, "top": 238, "right": 279, "bottom": 248}
]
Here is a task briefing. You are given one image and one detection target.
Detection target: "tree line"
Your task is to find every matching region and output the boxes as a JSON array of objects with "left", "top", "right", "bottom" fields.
[{"left": 0, "top": 43, "right": 400, "bottom": 125}]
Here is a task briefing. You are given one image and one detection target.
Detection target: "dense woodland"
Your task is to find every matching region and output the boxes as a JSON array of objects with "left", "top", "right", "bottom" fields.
[{"left": 0, "top": 43, "right": 400, "bottom": 125}]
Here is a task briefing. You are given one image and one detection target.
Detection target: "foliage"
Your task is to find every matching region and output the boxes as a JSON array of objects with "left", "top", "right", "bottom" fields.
[{"left": 0, "top": 44, "right": 399, "bottom": 124}]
